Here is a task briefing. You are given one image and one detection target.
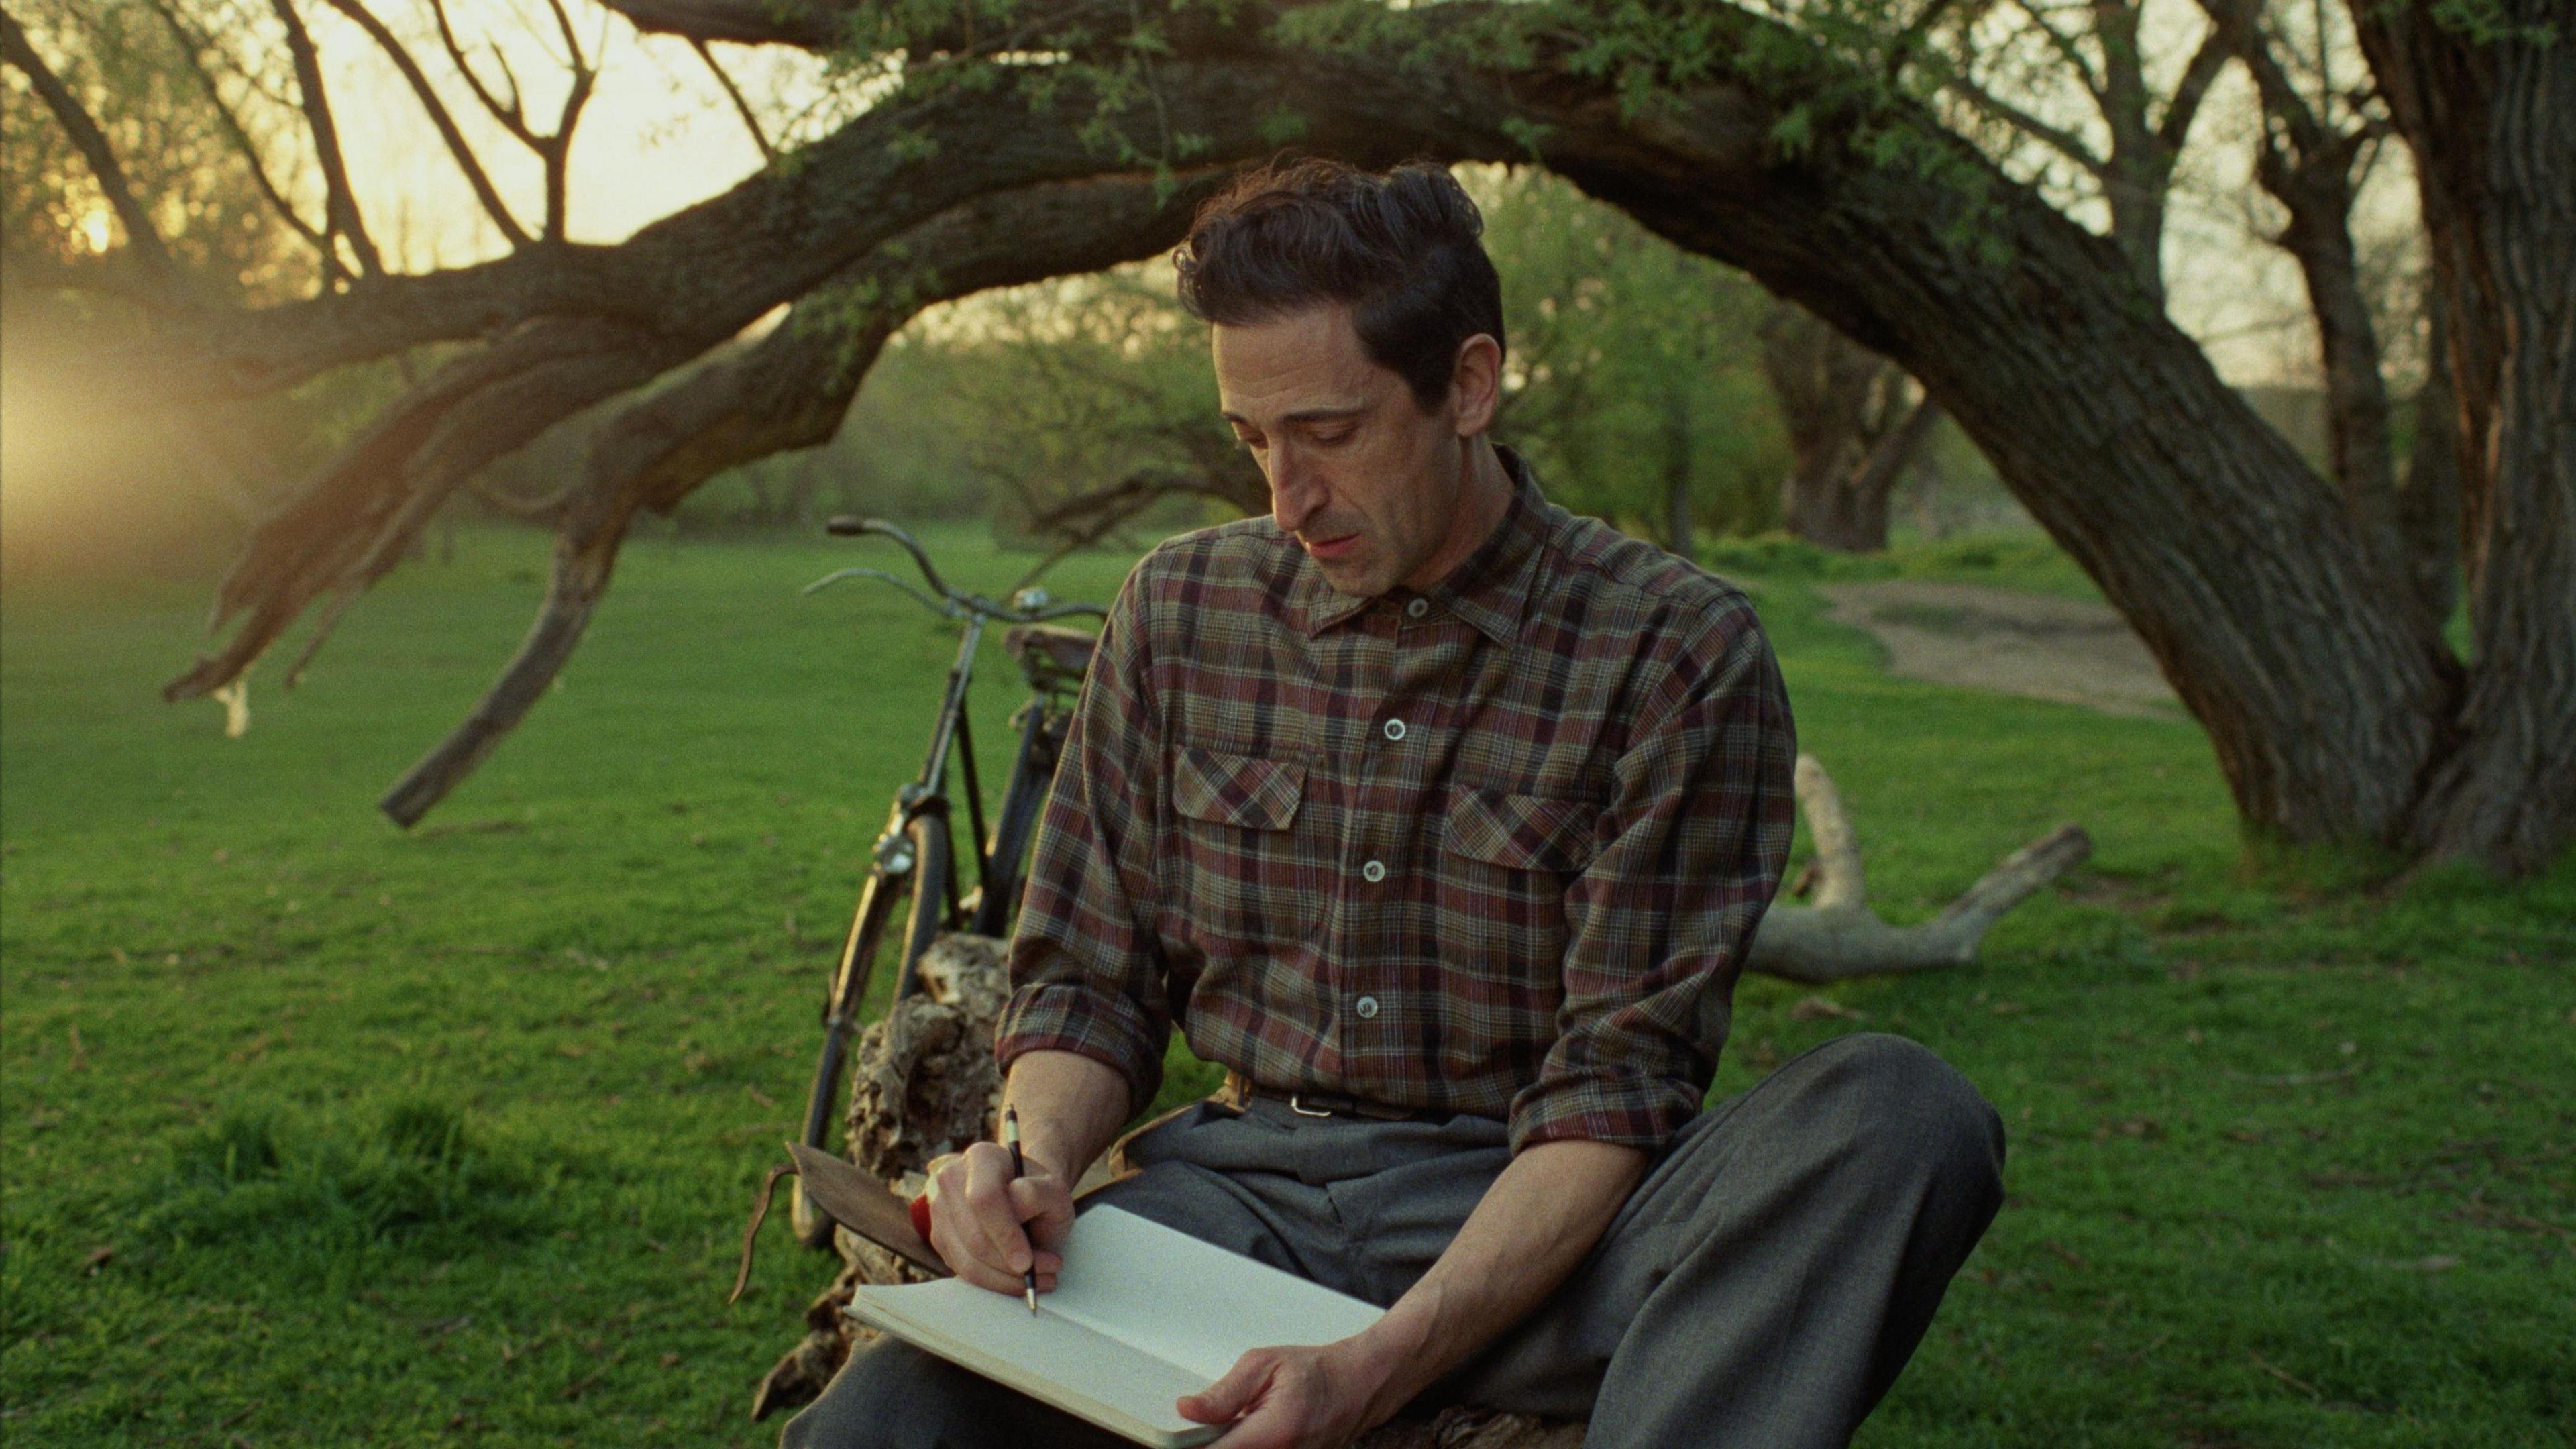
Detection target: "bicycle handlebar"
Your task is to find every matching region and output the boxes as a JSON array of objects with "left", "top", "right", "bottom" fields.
[{"left": 807, "top": 516, "right": 1107, "bottom": 624}]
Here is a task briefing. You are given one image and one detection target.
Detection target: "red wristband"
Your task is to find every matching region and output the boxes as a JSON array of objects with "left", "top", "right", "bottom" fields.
[{"left": 908, "top": 1189, "right": 934, "bottom": 1244}]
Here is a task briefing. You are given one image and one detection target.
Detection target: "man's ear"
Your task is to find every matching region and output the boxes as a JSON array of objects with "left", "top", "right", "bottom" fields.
[{"left": 1448, "top": 333, "right": 1503, "bottom": 437}]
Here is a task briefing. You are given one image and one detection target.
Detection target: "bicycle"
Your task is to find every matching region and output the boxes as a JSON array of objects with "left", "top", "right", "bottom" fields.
[{"left": 790, "top": 517, "right": 1104, "bottom": 1249}]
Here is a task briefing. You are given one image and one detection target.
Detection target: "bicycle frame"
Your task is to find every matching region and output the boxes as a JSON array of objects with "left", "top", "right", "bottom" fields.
[{"left": 802, "top": 519, "right": 1098, "bottom": 1082}]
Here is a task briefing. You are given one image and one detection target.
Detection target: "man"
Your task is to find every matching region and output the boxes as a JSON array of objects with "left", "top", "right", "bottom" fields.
[{"left": 782, "top": 158, "right": 2004, "bottom": 1449}]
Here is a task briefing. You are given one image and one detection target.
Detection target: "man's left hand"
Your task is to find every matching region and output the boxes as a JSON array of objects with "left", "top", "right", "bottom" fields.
[{"left": 1177, "top": 1337, "right": 1397, "bottom": 1449}]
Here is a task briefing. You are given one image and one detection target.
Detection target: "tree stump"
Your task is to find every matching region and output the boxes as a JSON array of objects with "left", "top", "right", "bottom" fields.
[{"left": 750, "top": 934, "right": 1008, "bottom": 1419}]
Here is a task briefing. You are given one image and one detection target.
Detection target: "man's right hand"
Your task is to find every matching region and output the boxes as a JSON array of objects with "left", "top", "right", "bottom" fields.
[{"left": 922, "top": 1140, "right": 1073, "bottom": 1296}]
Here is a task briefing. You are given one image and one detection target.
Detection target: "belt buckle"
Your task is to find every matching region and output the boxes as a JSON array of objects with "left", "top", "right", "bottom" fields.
[{"left": 1286, "top": 1093, "right": 1334, "bottom": 1118}]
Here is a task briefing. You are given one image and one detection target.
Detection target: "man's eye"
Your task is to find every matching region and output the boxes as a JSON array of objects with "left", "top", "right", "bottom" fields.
[{"left": 1313, "top": 429, "right": 1354, "bottom": 447}]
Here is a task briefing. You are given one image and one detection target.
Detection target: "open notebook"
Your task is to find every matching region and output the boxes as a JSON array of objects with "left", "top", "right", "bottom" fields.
[{"left": 845, "top": 1205, "right": 1386, "bottom": 1447}]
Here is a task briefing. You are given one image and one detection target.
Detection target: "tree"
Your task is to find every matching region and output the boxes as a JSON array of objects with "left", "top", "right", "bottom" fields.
[
  {"left": 1756, "top": 298, "right": 1939, "bottom": 553},
  {"left": 1923, "top": 0, "right": 2232, "bottom": 305},
  {"left": 2197, "top": 0, "right": 2422, "bottom": 616},
  {"left": 934, "top": 264, "right": 1269, "bottom": 575},
  {"left": 2347, "top": 0, "right": 2574, "bottom": 875},
  {"left": 9, "top": 0, "right": 2567, "bottom": 874},
  {"left": 1473, "top": 165, "right": 1785, "bottom": 552}
]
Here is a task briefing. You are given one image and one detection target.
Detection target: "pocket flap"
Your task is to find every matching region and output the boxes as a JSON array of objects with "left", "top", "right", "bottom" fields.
[
  {"left": 1173, "top": 747, "right": 1305, "bottom": 830},
  {"left": 1443, "top": 788, "right": 1599, "bottom": 872}
]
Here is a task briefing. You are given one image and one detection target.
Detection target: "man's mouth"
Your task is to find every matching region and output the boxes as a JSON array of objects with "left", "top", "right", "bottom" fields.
[{"left": 1304, "top": 533, "right": 1360, "bottom": 561}]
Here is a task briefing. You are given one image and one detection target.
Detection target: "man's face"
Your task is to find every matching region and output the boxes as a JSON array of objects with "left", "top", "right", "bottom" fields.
[{"left": 1214, "top": 305, "right": 1490, "bottom": 598}]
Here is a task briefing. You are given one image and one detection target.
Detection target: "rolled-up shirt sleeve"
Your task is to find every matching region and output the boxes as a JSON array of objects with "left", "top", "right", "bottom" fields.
[
  {"left": 991, "top": 564, "right": 1172, "bottom": 1118},
  {"left": 1507, "top": 599, "right": 1797, "bottom": 1155}
]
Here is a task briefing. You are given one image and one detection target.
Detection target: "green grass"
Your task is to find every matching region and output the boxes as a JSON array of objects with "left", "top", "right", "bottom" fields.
[
  {"left": 5, "top": 526, "right": 2569, "bottom": 1446},
  {"left": 1702, "top": 529, "right": 2109, "bottom": 600}
]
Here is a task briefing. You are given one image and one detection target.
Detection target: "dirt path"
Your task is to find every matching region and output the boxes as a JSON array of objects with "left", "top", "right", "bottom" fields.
[{"left": 1814, "top": 580, "right": 2182, "bottom": 719}]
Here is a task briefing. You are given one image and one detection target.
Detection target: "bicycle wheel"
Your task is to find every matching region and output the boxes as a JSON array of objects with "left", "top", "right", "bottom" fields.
[{"left": 792, "top": 808, "right": 955, "bottom": 1249}]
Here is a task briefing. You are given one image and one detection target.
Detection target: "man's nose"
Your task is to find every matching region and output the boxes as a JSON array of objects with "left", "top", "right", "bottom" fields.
[{"left": 1270, "top": 447, "right": 1323, "bottom": 535}]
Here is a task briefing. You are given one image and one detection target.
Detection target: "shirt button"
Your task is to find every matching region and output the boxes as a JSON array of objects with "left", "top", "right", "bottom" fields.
[
  {"left": 1382, "top": 718, "right": 1407, "bottom": 742},
  {"left": 1361, "top": 859, "right": 1387, "bottom": 883},
  {"left": 1355, "top": 995, "right": 1381, "bottom": 1020},
  {"left": 1405, "top": 598, "right": 1429, "bottom": 619}
]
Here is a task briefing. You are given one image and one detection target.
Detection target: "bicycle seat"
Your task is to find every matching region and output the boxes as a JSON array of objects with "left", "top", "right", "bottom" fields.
[{"left": 1005, "top": 625, "right": 1096, "bottom": 694}]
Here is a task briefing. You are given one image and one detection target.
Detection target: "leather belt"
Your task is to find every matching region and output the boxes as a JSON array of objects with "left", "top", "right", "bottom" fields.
[{"left": 1220, "top": 1071, "right": 1452, "bottom": 1124}]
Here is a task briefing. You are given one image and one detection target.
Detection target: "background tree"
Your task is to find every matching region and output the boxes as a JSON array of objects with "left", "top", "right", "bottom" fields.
[
  {"left": 816, "top": 166, "right": 1792, "bottom": 567},
  {"left": 1474, "top": 164, "right": 1786, "bottom": 552},
  {"left": 2196, "top": 0, "right": 2436, "bottom": 623},
  {"left": 1755, "top": 299, "right": 1940, "bottom": 553},
  {"left": 1923, "top": 0, "right": 2232, "bottom": 304},
  {"left": 1, "top": 0, "right": 408, "bottom": 582}
]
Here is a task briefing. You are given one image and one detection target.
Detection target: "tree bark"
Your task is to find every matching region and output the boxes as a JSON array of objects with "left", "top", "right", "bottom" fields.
[{"left": 2352, "top": 0, "right": 2576, "bottom": 873}]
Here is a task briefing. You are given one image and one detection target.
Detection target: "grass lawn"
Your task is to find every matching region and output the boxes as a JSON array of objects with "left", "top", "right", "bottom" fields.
[{"left": 3, "top": 524, "right": 2569, "bottom": 1447}]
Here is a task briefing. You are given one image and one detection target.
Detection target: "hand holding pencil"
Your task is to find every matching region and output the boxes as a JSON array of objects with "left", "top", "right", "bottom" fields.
[{"left": 915, "top": 1110, "right": 1072, "bottom": 1302}]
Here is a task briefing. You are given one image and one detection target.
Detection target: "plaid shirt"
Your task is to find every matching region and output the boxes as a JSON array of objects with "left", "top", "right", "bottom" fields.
[{"left": 994, "top": 447, "right": 1797, "bottom": 1153}]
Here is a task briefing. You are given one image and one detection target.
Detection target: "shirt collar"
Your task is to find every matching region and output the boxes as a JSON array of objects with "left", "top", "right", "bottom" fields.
[{"left": 1291, "top": 444, "right": 1552, "bottom": 646}]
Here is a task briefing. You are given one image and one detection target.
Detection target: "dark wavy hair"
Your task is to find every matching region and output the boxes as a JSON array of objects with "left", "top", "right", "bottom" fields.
[{"left": 1173, "top": 158, "right": 1505, "bottom": 413}]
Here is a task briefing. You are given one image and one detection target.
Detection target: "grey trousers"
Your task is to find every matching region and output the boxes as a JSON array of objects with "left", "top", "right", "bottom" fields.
[{"left": 780, "top": 1033, "right": 2006, "bottom": 1449}]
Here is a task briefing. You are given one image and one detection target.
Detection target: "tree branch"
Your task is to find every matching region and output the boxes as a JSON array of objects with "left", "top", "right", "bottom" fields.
[
  {"left": 0, "top": 7, "right": 184, "bottom": 293},
  {"left": 692, "top": 36, "right": 772, "bottom": 163},
  {"left": 537, "top": 0, "right": 599, "bottom": 241},
  {"left": 267, "top": 0, "right": 380, "bottom": 277},
  {"left": 593, "top": 0, "right": 847, "bottom": 47},
  {"left": 2008, "top": 0, "right": 2108, "bottom": 106},
  {"left": 2156, "top": 23, "right": 2233, "bottom": 154},
  {"left": 2197, "top": 0, "right": 2325, "bottom": 149},
  {"left": 428, "top": 0, "right": 530, "bottom": 138},
  {"left": 89, "top": 38, "right": 1455, "bottom": 400},
  {"left": 1945, "top": 68, "right": 2106, "bottom": 175},
  {"left": 316, "top": 0, "right": 531, "bottom": 248},
  {"left": 1748, "top": 755, "right": 2094, "bottom": 982},
  {"left": 374, "top": 170, "right": 1226, "bottom": 822}
]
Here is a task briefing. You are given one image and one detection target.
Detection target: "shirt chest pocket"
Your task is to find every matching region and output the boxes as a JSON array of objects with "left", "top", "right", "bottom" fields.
[
  {"left": 1169, "top": 745, "right": 1314, "bottom": 945},
  {"left": 1441, "top": 787, "right": 1602, "bottom": 874},
  {"left": 1436, "top": 786, "right": 1601, "bottom": 969},
  {"left": 1173, "top": 746, "right": 1304, "bottom": 831}
]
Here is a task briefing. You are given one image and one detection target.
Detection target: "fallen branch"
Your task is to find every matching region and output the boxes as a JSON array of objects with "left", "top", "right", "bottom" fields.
[{"left": 1748, "top": 754, "right": 2093, "bottom": 983}]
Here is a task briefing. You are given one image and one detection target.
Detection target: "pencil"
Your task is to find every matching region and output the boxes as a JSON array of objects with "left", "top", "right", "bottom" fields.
[{"left": 1003, "top": 1106, "right": 1038, "bottom": 1314}]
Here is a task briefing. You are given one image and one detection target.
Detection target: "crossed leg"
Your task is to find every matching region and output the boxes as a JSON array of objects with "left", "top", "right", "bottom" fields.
[{"left": 778, "top": 1034, "right": 2003, "bottom": 1449}]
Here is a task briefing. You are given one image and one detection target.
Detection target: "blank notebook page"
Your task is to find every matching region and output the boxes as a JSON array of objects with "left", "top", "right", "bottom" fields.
[{"left": 847, "top": 1206, "right": 1385, "bottom": 1438}]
